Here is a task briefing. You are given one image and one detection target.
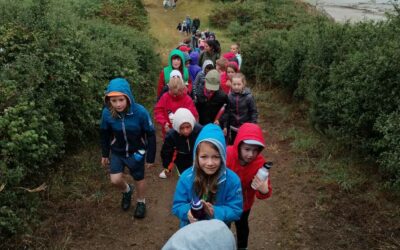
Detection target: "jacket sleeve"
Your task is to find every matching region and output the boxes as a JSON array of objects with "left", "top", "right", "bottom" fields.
[
  {"left": 161, "top": 131, "right": 176, "bottom": 169},
  {"left": 248, "top": 94, "right": 258, "bottom": 123},
  {"left": 186, "top": 97, "right": 199, "bottom": 121},
  {"left": 198, "top": 52, "right": 204, "bottom": 67},
  {"left": 154, "top": 95, "right": 169, "bottom": 126},
  {"left": 172, "top": 175, "right": 192, "bottom": 225},
  {"left": 255, "top": 177, "right": 272, "bottom": 200},
  {"left": 100, "top": 109, "right": 112, "bottom": 158},
  {"left": 141, "top": 110, "right": 156, "bottom": 164},
  {"left": 157, "top": 70, "right": 165, "bottom": 100},
  {"left": 213, "top": 173, "right": 243, "bottom": 223},
  {"left": 187, "top": 75, "right": 193, "bottom": 96}
]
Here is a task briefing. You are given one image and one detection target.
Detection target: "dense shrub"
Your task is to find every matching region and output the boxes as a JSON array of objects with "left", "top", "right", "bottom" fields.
[
  {"left": 0, "top": 0, "right": 158, "bottom": 241},
  {"left": 212, "top": 0, "right": 400, "bottom": 190}
]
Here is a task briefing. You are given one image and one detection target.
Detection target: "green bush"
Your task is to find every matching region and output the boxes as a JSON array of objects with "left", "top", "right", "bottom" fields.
[
  {"left": 214, "top": 0, "right": 400, "bottom": 190},
  {"left": 0, "top": 0, "right": 158, "bottom": 242},
  {"left": 375, "top": 112, "right": 400, "bottom": 190}
]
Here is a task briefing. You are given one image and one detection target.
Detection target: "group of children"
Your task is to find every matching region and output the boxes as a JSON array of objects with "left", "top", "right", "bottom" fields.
[
  {"left": 100, "top": 36, "right": 272, "bottom": 249},
  {"left": 176, "top": 15, "right": 200, "bottom": 35}
]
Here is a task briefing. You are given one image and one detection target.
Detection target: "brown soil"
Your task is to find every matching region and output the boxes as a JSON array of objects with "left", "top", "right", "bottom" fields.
[{"left": 22, "top": 1, "right": 399, "bottom": 249}]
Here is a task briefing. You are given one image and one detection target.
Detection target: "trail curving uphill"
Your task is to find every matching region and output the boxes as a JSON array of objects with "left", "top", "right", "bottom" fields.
[{"left": 30, "top": 1, "right": 399, "bottom": 249}]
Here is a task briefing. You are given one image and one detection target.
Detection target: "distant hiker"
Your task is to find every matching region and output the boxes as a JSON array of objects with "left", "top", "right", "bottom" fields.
[
  {"left": 157, "top": 49, "right": 191, "bottom": 100},
  {"left": 198, "top": 38, "right": 206, "bottom": 52},
  {"left": 194, "top": 69, "right": 229, "bottom": 126},
  {"left": 162, "top": 219, "right": 236, "bottom": 250},
  {"left": 230, "top": 42, "right": 242, "bottom": 69},
  {"left": 198, "top": 40, "right": 220, "bottom": 68},
  {"left": 163, "top": 0, "right": 176, "bottom": 11},
  {"left": 192, "top": 17, "right": 200, "bottom": 33},
  {"left": 154, "top": 70, "right": 198, "bottom": 138},
  {"left": 182, "top": 20, "right": 187, "bottom": 34},
  {"left": 159, "top": 108, "right": 202, "bottom": 179},
  {"left": 176, "top": 22, "right": 182, "bottom": 32},
  {"left": 185, "top": 15, "right": 192, "bottom": 35},
  {"left": 171, "top": 124, "right": 243, "bottom": 227},
  {"left": 221, "top": 73, "right": 258, "bottom": 144},
  {"left": 100, "top": 78, "right": 156, "bottom": 219},
  {"left": 188, "top": 51, "right": 202, "bottom": 84},
  {"left": 192, "top": 60, "right": 214, "bottom": 102},
  {"left": 191, "top": 30, "right": 201, "bottom": 51},
  {"left": 226, "top": 123, "right": 272, "bottom": 249}
]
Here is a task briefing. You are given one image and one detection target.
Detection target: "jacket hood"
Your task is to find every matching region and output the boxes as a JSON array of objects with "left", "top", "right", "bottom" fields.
[
  {"left": 169, "top": 49, "right": 186, "bottom": 65},
  {"left": 232, "top": 123, "right": 265, "bottom": 159},
  {"left": 162, "top": 219, "right": 236, "bottom": 250},
  {"left": 164, "top": 49, "right": 189, "bottom": 83},
  {"left": 172, "top": 108, "right": 196, "bottom": 132},
  {"left": 104, "top": 78, "right": 135, "bottom": 112},
  {"left": 223, "top": 52, "right": 236, "bottom": 61},
  {"left": 189, "top": 51, "right": 199, "bottom": 65},
  {"left": 202, "top": 59, "right": 214, "bottom": 72},
  {"left": 193, "top": 124, "right": 226, "bottom": 175}
]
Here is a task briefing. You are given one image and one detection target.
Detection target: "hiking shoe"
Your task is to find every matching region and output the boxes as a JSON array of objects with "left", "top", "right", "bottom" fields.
[
  {"left": 121, "top": 184, "right": 133, "bottom": 211},
  {"left": 134, "top": 202, "right": 146, "bottom": 219},
  {"left": 159, "top": 169, "right": 171, "bottom": 179},
  {"left": 159, "top": 170, "right": 168, "bottom": 179}
]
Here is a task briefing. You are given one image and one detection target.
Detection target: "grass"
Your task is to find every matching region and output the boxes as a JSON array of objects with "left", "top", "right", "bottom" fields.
[{"left": 143, "top": 0, "right": 234, "bottom": 64}]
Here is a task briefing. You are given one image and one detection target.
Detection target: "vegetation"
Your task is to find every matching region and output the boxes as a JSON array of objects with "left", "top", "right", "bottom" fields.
[
  {"left": 0, "top": 0, "right": 159, "bottom": 243},
  {"left": 209, "top": 0, "right": 400, "bottom": 191}
]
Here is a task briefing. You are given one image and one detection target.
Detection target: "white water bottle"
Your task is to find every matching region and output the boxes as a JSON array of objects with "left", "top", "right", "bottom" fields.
[
  {"left": 168, "top": 111, "right": 174, "bottom": 125},
  {"left": 251, "top": 161, "right": 272, "bottom": 190}
]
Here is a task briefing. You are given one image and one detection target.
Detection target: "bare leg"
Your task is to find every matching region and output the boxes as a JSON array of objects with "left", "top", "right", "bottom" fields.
[
  {"left": 135, "top": 179, "right": 145, "bottom": 200},
  {"left": 110, "top": 173, "right": 127, "bottom": 192}
]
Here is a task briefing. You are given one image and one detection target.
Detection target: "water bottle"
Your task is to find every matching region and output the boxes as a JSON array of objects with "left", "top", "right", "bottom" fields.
[
  {"left": 190, "top": 196, "right": 207, "bottom": 220},
  {"left": 133, "top": 149, "right": 146, "bottom": 162},
  {"left": 168, "top": 110, "right": 174, "bottom": 125},
  {"left": 251, "top": 161, "right": 272, "bottom": 190}
]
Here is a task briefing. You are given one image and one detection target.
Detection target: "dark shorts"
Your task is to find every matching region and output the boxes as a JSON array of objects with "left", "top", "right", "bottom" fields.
[{"left": 109, "top": 153, "right": 145, "bottom": 181}]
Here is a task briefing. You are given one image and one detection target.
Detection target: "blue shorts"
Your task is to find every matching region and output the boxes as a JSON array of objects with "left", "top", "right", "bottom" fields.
[{"left": 109, "top": 153, "right": 145, "bottom": 181}]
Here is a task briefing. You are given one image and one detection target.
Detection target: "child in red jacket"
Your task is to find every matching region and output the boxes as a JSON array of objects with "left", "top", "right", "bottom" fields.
[
  {"left": 154, "top": 70, "right": 198, "bottom": 138},
  {"left": 226, "top": 122, "right": 272, "bottom": 250}
]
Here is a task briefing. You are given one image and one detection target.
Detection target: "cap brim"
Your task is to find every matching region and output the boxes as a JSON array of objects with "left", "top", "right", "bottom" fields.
[
  {"left": 205, "top": 83, "right": 219, "bottom": 91},
  {"left": 243, "top": 139, "right": 265, "bottom": 147},
  {"left": 107, "top": 91, "right": 125, "bottom": 97}
]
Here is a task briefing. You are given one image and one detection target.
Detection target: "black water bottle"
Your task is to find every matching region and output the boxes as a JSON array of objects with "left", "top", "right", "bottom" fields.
[{"left": 190, "top": 197, "right": 206, "bottom": 220}]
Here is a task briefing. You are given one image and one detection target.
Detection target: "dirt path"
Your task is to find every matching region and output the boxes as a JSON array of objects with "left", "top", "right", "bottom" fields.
[
  {"left": 32, "top": 1, "right": 328, "bottom": 249},
  {"left": 29, "top": 1, "right": 400, "bottom": 249}
]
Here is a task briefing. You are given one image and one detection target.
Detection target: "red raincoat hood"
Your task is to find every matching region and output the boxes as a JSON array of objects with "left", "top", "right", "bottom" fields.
[{"left": 231, "top": 123, "right": 265, "bottom": 160}]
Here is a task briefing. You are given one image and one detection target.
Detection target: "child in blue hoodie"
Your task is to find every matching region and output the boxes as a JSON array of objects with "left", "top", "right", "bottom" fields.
[
  {"left": 100, "top": 78, "right": 156, "bottom": 219},
  {"left": 188, "top": 51, "right": 202, "bottom": 83},
  {"left": 172, "top": 124, "right": 243, "bottom": 227}
]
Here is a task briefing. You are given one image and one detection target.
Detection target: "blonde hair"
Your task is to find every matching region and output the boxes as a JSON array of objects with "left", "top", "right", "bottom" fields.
[
  {"left": 231, "top": 42, "right": 240, "bottom": 53},
  {"left": 232, "top": 72, "right": 247, "bottom": 86},
  {"left": 193, "top": 141, "right": 219, "bottom": 203},
  {"left": 168, "top": 76, "right": 185, "bottom": 93}
]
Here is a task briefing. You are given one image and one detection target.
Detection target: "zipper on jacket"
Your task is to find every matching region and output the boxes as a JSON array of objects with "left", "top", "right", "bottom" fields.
[
  {"left": 236, "top": 95, "right": 239, "bottom": 124},
  {"left": 121, "top": 116, "right": 129, "bottom": 157},
  {"left": 186, "top": 138, "right": 190, "bottom": 153}
]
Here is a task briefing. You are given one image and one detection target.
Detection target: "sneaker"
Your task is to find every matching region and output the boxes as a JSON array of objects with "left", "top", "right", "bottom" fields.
[
  {"left": 134, "top": 202, "right": 146, "bottom": 218},
  {"left": 121, "top": 184, "right": 133, "bottom": 211},
  {"left": 159, "top": 169, "right": 168, "bottom": 179}
]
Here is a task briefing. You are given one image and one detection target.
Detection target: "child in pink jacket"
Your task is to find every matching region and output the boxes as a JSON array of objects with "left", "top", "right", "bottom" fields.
[{"left": 154, "top": 70, "right": 198, "bottom": 138}]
